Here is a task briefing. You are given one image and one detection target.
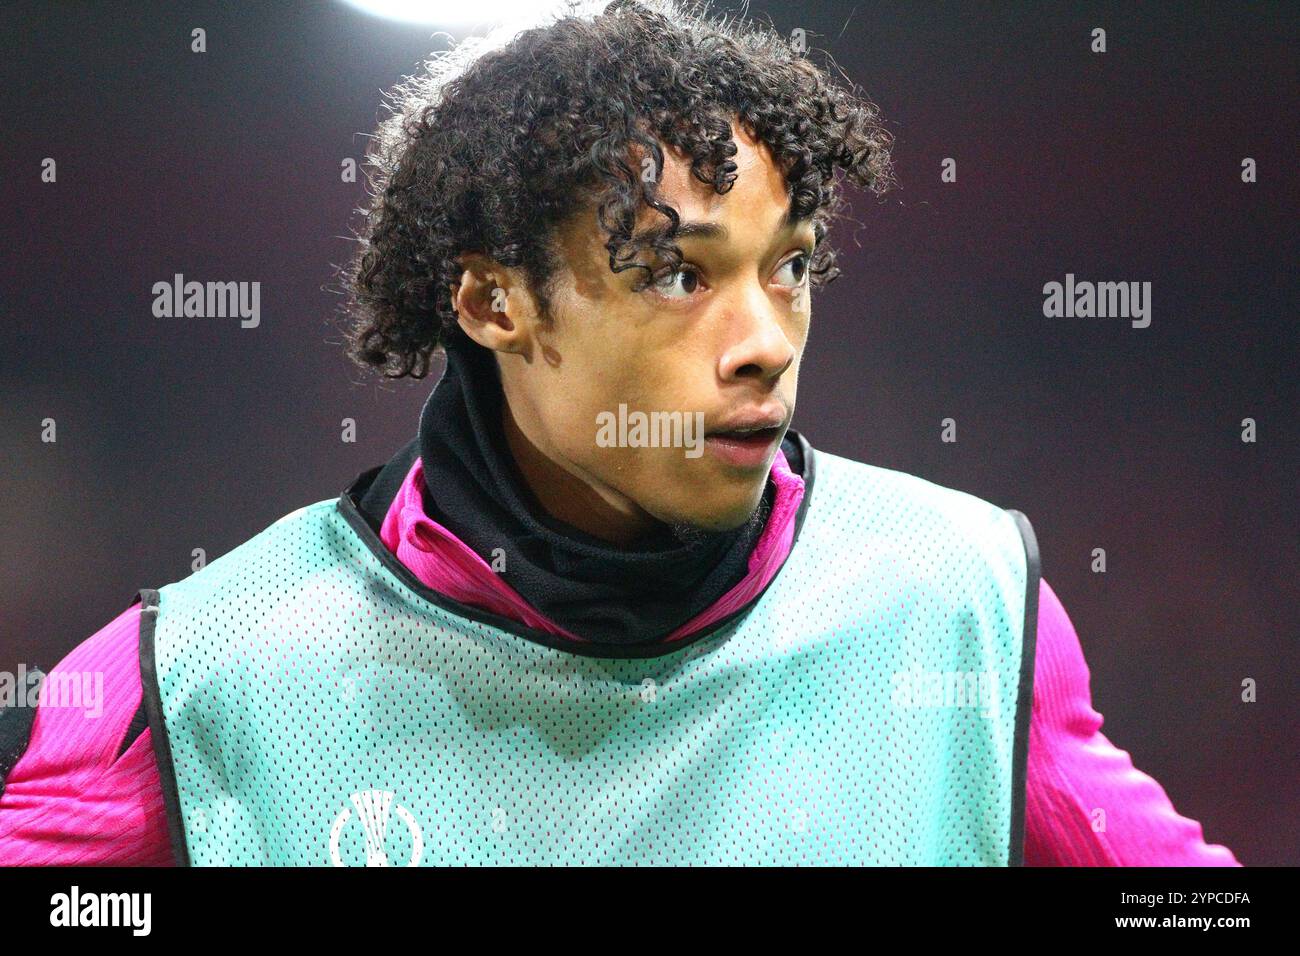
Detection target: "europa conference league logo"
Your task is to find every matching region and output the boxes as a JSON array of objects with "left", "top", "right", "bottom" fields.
[{"left": 329, "top": 790, "right": 424, "bottom": 867}]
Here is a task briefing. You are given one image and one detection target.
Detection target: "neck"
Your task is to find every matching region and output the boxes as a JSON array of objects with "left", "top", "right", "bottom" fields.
[{"left": 498, "top": 384, "right": 666, "bottom": 548}]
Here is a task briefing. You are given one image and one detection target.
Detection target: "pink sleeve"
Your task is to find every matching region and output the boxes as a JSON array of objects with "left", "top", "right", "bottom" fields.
[
  {"left": 0, "top": 600, "right": 174, "bottom": 866},
  {"left": 1024, "top": 578, "right": 1240, "bottom": 866}
]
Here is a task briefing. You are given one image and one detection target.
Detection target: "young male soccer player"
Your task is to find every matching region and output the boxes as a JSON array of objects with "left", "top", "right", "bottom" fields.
[{"left": 0, "top": 0, "right": 1239, "bottom": 866}]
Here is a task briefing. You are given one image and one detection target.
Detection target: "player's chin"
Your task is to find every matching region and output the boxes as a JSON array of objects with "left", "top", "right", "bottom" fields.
[{"left": 660, "top": 470, "right": 767, "bottom": 532}]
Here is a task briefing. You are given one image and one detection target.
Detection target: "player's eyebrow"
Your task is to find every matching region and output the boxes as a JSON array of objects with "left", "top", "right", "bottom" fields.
[
  {"left": 629, "top": 209, "right": 812, "bottom": 247},
  {"left": 630, "top": 220, "right": 729, "bottom": 245}
]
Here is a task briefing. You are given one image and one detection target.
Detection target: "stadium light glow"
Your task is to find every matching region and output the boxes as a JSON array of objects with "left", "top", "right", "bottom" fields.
[{"left": 338, "top": 0, "right": 542, "bottom": 28}]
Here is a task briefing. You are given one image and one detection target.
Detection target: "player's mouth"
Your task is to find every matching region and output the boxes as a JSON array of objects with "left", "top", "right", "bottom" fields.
[{"left": 704, "top": 413, "right": 786, "bottom": 469}]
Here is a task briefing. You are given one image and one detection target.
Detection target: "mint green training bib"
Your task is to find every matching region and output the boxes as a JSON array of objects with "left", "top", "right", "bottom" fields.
[{"left": 139, "top": 445, "right": 1039, "bottom": 866}]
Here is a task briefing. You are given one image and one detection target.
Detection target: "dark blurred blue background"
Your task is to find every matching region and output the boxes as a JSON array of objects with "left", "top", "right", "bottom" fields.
[{"left": 1, "top": 1, "right": 1295, "bottom": 863}]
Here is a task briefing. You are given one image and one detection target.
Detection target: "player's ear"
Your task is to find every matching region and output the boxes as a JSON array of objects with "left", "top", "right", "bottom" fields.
[{"left": 450, "top": 253, "right": 542, "bottom": 356}]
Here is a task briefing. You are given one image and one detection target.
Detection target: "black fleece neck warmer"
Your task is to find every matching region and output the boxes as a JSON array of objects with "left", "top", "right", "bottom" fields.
[{"left": 414, "top": 335, "right": 775, "bottom": 644}]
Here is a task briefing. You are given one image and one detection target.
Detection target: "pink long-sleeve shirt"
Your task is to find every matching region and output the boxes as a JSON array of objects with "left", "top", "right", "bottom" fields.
[{"left": 0, "top": 453, "right": 1240, "bottom": 866}]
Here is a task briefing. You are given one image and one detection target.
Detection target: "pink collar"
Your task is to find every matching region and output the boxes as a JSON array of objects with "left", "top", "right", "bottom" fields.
[{"left": 378, "top": 448, "right": 806, "bottom": 643}]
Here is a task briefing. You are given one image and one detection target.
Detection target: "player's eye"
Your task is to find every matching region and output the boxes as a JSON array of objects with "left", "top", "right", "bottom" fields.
[
  {"left": 649, "top": 264, "right": 702, "bottom": 299},
  {"left": 773, "top": 252, "right": 810, "bottom": 289}
]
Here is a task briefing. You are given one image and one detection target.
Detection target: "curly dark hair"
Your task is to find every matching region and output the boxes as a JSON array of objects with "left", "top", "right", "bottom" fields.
[{"left": 344, "top": 0, "right": 895, "bottom": 379}]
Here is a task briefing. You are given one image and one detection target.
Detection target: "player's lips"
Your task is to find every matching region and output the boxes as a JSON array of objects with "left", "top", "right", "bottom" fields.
[{"left": 704, "top": 406, "right": 788, "bottom": 469}]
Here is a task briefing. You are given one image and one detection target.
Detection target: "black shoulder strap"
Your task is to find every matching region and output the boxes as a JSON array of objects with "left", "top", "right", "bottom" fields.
[
  {"left": 1004, "top": 508, "right": 1041, "bottom": 868},
  {"left": 137, "top": 588, "right": 192, "bottom": 866},
  {"left": 0, "top": 665, "right": 45, "bottom": 800}
]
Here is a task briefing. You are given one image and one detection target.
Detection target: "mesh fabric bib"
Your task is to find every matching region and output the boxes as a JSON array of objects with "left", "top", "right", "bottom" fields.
[{"left": 139, "top": 444, "right": 1039, "bottom": 866}]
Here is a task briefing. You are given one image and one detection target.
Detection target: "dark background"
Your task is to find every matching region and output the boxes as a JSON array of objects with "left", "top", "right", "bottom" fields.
[{"left": 1, "top": 1, "right": 1295, "bottom": 863}]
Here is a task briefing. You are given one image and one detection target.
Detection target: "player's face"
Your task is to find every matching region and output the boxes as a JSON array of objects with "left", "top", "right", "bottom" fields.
[{"left": 491, "top": 121, "right": 813, "bottom": 545}]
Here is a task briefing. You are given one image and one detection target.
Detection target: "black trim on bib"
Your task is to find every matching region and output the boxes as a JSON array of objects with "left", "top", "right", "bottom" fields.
[
  {"left": 1004, "top": 509, "right": 1041, "bottom": 868},
  {"left": 0, "top": 665, "right": 44, "bottom": 801},
  {"left": 335, "top": 428, "right": 819, "bottom": 660},
  {"left": 137, "top": 588, "right": 193, "bottom": 867}
]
